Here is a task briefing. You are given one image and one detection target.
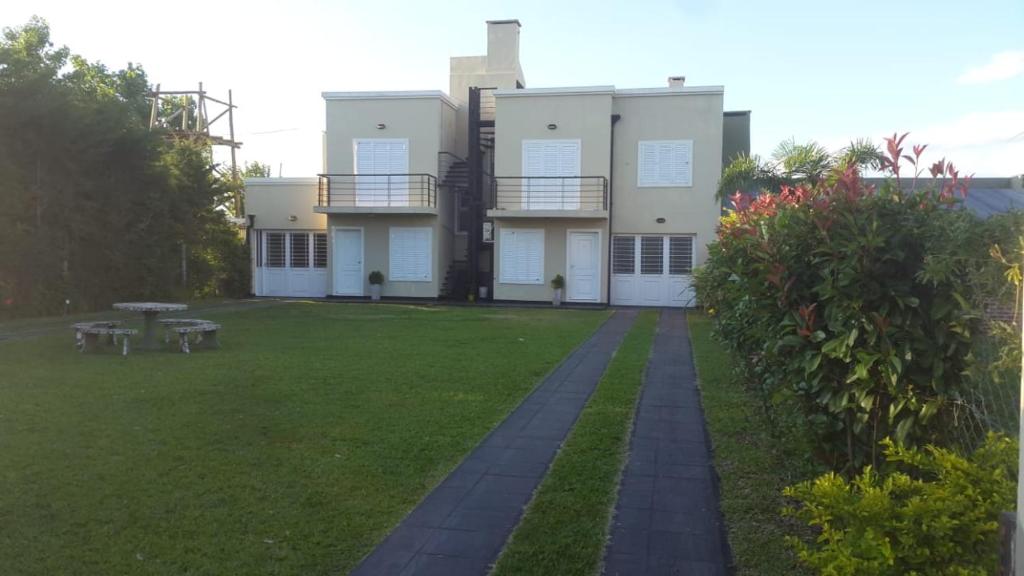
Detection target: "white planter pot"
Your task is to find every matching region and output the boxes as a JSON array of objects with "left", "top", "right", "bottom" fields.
[
  {"left": 479, "top": 286, "right": 489, "bottom": 300},
  {"left": 552, "top": 288, "right": 562, "bottom": 307},
  {"left": 370, "top": 284, "right": 382, "bottom": 301}
]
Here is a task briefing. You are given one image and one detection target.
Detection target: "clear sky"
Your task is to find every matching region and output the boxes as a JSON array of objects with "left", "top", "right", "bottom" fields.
[{"left": 3, "top": 0, "right": 1022, "bottom": 177}]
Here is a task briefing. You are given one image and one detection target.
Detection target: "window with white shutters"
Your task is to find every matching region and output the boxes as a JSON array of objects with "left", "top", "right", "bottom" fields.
[
  {"left": 522, "top": 140, "right": 581, "bottom": 209},
  {"left": 499, "top": 228, "right": 545, "bottom": 284},
  {"left": 612, "top": 236, "right": 635, "bottom": 274},
  {"left": 638, "top": 140, "right": 693, "bottom": 187},
  {"left": 266, "top": 232, "right": 286, "bottom": 268},
  {"left": 313, "top": 233, "right": 327, "bottom": 268},
  {"left": 640, "top": 236, "right": 663, "bottom": 275},
  {"left": 389, "top": 227, "right": 432, "bottom": 282},
  {"left": 353, "top": 139, "right": 410, "bottom": 206},
  {"left": 669, "top": 236, "right": 694, "bottom": 275}
]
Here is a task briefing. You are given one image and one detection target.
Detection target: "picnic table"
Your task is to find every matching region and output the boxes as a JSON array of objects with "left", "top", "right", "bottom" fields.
[{"left": 112, "top": 302, "right": 188, "bottom": 350}]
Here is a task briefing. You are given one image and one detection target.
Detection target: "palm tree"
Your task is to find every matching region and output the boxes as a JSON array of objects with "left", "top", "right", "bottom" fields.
[{"left": 717, "top": 138, "right": 883, "bottom": 201}]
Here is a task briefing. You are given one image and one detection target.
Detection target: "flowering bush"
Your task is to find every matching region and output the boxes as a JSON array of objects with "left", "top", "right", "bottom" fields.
[{"left": 695, "top": 134, "right": 1004, "bottom": 470}]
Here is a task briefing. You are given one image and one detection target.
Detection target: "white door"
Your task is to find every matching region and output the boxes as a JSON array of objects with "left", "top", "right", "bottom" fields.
[
  {"left": 567, "top": 231, "right": 600, "bottom": 302},
  {"left": 610, "top": 234, "right": 695, "bottom": 307},
  {"left": 255, "top": 231, "right": 329, "bottom": 297},
  {"left": 332, "top": 228, "right": 363, "bottom": 296},
  {"left": 354, "top": 139, "right": 409, "bottom": 207},
  {"left": 522, "top": 140, "right": 581, "bottom": 210}
]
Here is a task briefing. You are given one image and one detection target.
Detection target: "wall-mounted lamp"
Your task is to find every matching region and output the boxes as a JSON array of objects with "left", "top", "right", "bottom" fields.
[
  {"left": 546, "top": 123, "right": 558, "bottom": 130},
  {"left": 656, "top": 217, "right": 666, "bottom": 224},
  {"left": 288, "top": 215, "right": 298, "bottom": 222},
  {"left": 376, "top": 123, "right": 386, "bottom": 130}
]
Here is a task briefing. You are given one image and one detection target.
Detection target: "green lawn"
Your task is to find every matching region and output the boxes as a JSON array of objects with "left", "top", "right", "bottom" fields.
[
  {"left": 492, "top": 310, "right": 658, "bottom": 576},
  {"left": 688, "top": 313, "right": 819, "bottom": 576},
  {"left": 0, "top": 302, "right": 608, "bottom": 575}
]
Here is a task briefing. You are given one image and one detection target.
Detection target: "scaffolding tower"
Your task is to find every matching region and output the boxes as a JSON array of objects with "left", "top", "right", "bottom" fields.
[{"left": 147, "top": 82, "right": 243, "bottom": 215}]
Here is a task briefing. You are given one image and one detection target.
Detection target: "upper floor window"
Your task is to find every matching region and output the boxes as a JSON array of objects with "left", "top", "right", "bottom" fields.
[
  {"left": 637, "top": 140, "right": 693, "bottom": 187},
  {"left": 522, "top": 139, "right": 581, "bottom": 210},
  {"left": 353, "top": 138, "right": 409, "bottom": 206}
]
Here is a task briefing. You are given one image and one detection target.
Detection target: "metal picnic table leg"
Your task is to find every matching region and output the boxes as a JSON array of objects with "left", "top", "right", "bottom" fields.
[{"left": 139, "top": 311, "right": 161, "bottom": 350}]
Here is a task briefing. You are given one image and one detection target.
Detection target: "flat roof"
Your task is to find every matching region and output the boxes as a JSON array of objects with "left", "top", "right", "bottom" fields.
[
  {"left": 486, "top": 19, "right": 521, "bottom": 26},
  {"left": 321, "top": 90, "right": 459, "bottom": 110},
  {"left": 244, "top": 177, "right": 318, "bottom": 185},
  {"left": 494, "top": 85, "right": 724, "bottom": 98}
]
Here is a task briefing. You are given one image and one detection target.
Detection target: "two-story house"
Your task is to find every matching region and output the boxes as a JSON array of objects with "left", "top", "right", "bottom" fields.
[{"left": 244, "top": 19, "right": 750, "bottom": 307}]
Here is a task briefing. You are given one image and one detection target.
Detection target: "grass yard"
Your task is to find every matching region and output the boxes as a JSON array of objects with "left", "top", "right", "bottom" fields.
[
  {"left": 0, "top": 302, "right": 608, "bottom": 575},
  {"left": 492, "top": 310, "right": 658, "bottom": 576},
  {"left": 688, "top": 313, "right": 819, "bottom": 576}
]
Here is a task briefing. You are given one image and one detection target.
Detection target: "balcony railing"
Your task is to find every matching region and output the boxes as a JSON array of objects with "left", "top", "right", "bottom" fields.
[
  {"left": 317, "top": 174, "right": 437, "bottom": 208},
  {"left": 491, "top": 176, "right": 608, "bottom": 211}
]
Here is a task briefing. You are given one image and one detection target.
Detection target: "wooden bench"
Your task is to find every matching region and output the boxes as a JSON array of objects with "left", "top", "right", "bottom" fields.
[
  {"left": 171, "top": 322, "right": 221, "bottom": 354},
  {"left": 71, "top": 322, "right": 137, "bottom": 356}
]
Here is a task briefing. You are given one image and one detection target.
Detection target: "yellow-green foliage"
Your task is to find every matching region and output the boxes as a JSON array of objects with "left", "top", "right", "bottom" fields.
[{"left": 783, "top": 433, "right": 1018, "bottom": 576}]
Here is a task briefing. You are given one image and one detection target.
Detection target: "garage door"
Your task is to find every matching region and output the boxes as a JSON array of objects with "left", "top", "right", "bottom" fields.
[
  {"left": 255, "top": 230, "right": 329, "bottom": 297},
  {"left": 610, "top": 235, "right": 695, "bottom": 307}
]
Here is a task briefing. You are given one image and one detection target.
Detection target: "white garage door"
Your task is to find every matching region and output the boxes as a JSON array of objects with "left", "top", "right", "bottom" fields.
[
  {"left": 611, "top": 235, "right": 695, "bottom": 307},
  {"left": 255, "top": 230, "right": 329, "bottom": 297}
]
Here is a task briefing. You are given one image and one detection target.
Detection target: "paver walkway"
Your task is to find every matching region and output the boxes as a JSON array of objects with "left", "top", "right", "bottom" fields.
[
  {"left": 603, "top": 310, "right": 731, "bottom": 575},
  {"left": 351, "top": 309, "right": 638, "bottom": 576}
]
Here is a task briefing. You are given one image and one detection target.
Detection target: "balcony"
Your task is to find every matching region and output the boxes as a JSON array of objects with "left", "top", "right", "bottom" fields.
[
  {"left": 314, "top": 174, "right": 438, "bottom": 215},
  {"left": 487, "top": 176, "right": 608, "bottom": 218}
]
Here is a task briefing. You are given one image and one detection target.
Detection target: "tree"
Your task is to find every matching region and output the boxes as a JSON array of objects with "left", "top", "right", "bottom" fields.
[
  {"left": 241, "top": 161, "right": 272, "bottom": 178},
  {"left": 717, "top": 138, "right": 883, "bottom": 200},
  {"left": 0, "top": 17, "right": 248, "bottom": 318}
]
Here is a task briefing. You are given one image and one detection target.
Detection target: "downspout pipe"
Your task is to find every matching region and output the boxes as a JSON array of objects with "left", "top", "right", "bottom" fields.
[{"left": 607, "top": 114, "right": 621, "bottom": 307}]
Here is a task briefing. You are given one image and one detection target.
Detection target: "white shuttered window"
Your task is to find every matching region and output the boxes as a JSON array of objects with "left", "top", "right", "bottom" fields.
[
  {"left": 638, "top": 140, "right": 693, "bottom": 187},
  {"left": 353, "top": 139, "right": 410, "bottom": 206},
  {"left": 499, "top": 228, "right": 545, "bottom": 284},
  {"left": 389, "top": 227, "right": 432, "bottom": 282},
  {"left": 522, "top": 140, "right": 581, "bottom": 209}
]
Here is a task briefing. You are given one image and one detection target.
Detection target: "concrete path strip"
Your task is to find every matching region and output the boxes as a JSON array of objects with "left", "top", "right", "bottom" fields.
[
  {"left": 350, "top": 309, "right": 639, "bottom": 576},
  {"left": 603, "top": 309, "right": 732, "bottom": 576}
]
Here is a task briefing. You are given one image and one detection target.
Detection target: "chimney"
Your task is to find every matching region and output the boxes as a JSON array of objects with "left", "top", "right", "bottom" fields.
[
  {"left": 668, "top": 76, "right": 686, "bottom": 88},
  {"left": 486, "top": 19, "right": 521, "bottom": 72}
]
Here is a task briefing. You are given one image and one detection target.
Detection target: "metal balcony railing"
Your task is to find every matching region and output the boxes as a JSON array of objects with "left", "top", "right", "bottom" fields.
[
  {"left": 491, "top": 176, "right": 608, "bottom": 211},
  {"left": 317, "top": 174, "right": 437, "bottom": 208}
]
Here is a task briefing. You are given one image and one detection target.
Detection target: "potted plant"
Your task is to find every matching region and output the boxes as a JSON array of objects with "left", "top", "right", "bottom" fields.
[
  {"left": 551, "top": 274, "right": 565, "bottom": 307},
  {"left": 368, "top": 270, "right": 384, "bottom": 301}
]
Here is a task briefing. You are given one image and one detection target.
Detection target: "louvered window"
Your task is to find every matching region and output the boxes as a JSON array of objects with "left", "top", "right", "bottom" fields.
[
  {"left": 612, "top": 236, "right": 635, "bottom": 274},
  {"left": 266, "top": 232, "right": 286, "bottom": 268},
  {"left": 669, "top": 236, "right": 693, "bottom": 275},
  {"left": 522, "top": 140, "right": 581, "bottom": 209},
  {"left": 354, "top": 138, "right": 409, "bottom": 206},
  {"left": 290, "top": 233, "right": 309, "bottom": 268},
  {"left": 313, "top": 233, "right": 327, "bottom": 268},
  {"left": 640, "top": 236, "right": 663, "bottom": 275},
  {"left": 499, "top": 228, "right": 545, "bottom": 284},
  {"left": 389, "top": 227, "right": 432, "bottom": 282},
  {"left": 638, "top": 140, "right": 693, "bottom": 187}
]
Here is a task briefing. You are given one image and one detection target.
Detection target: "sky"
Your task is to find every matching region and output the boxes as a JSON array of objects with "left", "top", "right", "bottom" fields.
[{"left": 2, "top": 0, "right": 1022, "bottom": 177}]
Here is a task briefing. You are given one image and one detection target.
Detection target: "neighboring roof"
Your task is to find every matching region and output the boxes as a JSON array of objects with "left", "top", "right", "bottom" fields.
[
  {"left": 724, "top": 110, "right": 751, "bottom": 116},
  {"left": 962, "top": 188, "right": 1024, "bottom": 218},
  {"left": 494, "top": 85, "right": 615, "bottom": 97},
  {"left": 321, "top": 90, "right": 459, "bottom": 110},
  {"left": 486, "top": 19, "right": 521, "bottom": 26}
]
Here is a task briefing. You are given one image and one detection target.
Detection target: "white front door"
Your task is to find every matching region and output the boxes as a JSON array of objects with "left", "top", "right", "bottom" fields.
[
  {"left": 332, "top": 228, "right": 363, "bottom": 296},
  {"left": 567, "top": 230, "right": 600, "bottom": 302}
]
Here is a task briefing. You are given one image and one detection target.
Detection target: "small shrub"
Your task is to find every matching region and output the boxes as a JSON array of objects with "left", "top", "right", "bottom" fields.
[
  {"left": 783, "top": 433, "right": 1018, "bottom": 576},
  {"left": 551, "top": 274, "right": 565, "bottom": 290},
  {"left": 368, "top": 271, "right": 384, "bottom": 285}
]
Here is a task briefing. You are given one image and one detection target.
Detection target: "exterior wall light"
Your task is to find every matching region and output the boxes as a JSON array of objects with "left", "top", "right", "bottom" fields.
[
  {"left": 289, "top": 215, "right": 298, "bottom": 222},
  {"left": 376, "top": 123, "right": 386, "bottom": 129},
  {"left": 656, "top": 217, "right": 666, "bottom": 223},
  {"left": 546, "top": 123, "right": 557, "bottom": 130}
]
